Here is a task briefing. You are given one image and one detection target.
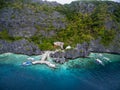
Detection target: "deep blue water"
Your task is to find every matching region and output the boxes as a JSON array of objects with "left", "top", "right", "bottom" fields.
[{"left": 0, "top": 53, "right": 120, "bottom": 90}]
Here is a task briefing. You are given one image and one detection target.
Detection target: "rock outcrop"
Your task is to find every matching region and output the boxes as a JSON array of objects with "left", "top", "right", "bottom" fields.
[
  {"left": 89, "top": 37, "right": 120, "bottom": 54},
  {"left": 0, "top": 39, "right": 41, "bottom": 55},
  {"left": 51, "top": 37, "right": 120, "bottom": 63},
  {"left": 50, "top": 42, "right": 90, "bottom": 63}
]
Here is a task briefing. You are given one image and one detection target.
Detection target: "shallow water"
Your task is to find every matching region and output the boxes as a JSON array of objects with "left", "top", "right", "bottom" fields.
[{"left": 0, "top": 53, "right": 120, "bottom": 90}]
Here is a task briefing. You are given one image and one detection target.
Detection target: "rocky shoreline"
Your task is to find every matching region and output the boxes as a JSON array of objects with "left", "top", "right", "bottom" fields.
[
  {"left": 0, "top": 39, "right": 120, "bottom": 64},
  {"left": 0, "top": 39, "right": 41, "bottom": 55},
  {"left": 0, "top": 0, "right": 120, "bottom": 64}
]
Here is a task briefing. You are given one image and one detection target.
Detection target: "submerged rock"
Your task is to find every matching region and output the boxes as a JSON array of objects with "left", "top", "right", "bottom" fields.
[{"left": 53, "top": 57, "right": 66, "bottom": 64}]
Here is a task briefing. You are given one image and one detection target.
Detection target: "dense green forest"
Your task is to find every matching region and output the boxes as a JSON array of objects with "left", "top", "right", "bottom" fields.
[
  {"left": 0, "top": 0, "right": 120, "bottom": 50},
  {"left": 55, "top": 1, "right": 120, "bottom": 46}
]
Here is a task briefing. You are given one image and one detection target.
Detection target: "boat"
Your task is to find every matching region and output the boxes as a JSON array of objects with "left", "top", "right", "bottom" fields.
[
  {"left": 22, "top": 61, "right": 32, "bottom": 66},
  {"left": 27, "top": 57, "right": 35, "bottom": 61},
  {"left": 103, "top": 57, "right": 110, "bottom": 61},
  {"left": 96, "top": 59, "right": 104, "bottom": 65}
]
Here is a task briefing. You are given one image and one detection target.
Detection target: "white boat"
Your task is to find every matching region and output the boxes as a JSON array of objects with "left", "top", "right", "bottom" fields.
[
  {"left": 103, "top": 57, "right": 110, "bottom": 62},
  {"left": 96, "top": 59, "right": 104, "bottom": 65},
  {"left": 27, "top": 57, "right": 34, "bottom": 61},
  {"left": 99, "top": 54, "right": 103, "bottom": 57}
]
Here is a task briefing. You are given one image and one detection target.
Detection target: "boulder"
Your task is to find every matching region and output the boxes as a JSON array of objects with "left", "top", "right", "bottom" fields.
[{"left": 53, "top": 57, "right": 66, "bottom": 64}]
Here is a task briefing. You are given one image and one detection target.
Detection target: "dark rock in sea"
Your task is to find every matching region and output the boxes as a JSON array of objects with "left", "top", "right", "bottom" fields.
[
  {"left": 50, "top": 42, "right": 90, "bottom": 63},
  {"left": 53, "top": 57, "right": 66, "bottom": 64},
  {"left": 0, "top": 39, "right": 41, "bottom": 55},
  {"left": 50, "top": 52, "right": 66, "bottom": 63},
  {"left": 50, "top": 51, "right": 65, "bottom": 58},
  {"left": 65, "top": 49, "right": 80, "bottom": 59},
  {"left": 65, "top": 43, "right": 90, "bottom": 59}
]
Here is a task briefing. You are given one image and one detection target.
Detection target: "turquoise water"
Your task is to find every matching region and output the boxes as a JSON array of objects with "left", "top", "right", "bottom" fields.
[{"left": 0, "top": 53, "right": 120, "bottom": 90}]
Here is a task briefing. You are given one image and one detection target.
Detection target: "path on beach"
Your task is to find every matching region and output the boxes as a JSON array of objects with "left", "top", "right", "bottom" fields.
[
  {"left": 32, "top": 51, "right": 56, "bottom": 68},
  {"left": 41, "top": 51, "right": 51, "bottom": 61}
]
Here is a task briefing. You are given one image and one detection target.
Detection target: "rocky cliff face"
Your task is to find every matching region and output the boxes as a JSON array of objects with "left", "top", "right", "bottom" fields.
[
  {"left": 65, "top": 1, "right": 120, "bottom": 54},
  {"left": 0, "top": 0, "right": 120, "bottom": 59},
  {"left": 0, "top": 39, "right": 41, "bottom": 55},
  {"left": 89, "top": 34, "right": 120, "bottom": 54},
  {"left": 0, "top": 5, "right": 66, "bottom": 38},
  {"left": 50, "top": 43, "right": 90, "bottom": 63},
  {"left": 0, "top": 0, "right": 66, "bottom": 55}
]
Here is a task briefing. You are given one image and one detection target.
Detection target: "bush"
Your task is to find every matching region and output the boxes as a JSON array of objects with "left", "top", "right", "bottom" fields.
[
  {"left": 0, "top": 29, "right": 22, "bottom": 41},
  {"left": 38, "top": 42, "right": 54, "bottom": 50}
]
